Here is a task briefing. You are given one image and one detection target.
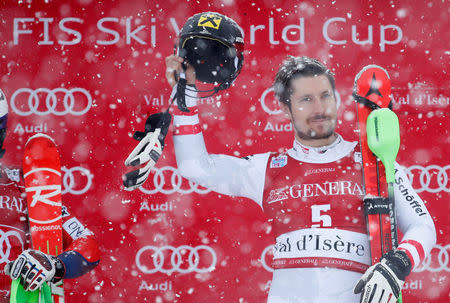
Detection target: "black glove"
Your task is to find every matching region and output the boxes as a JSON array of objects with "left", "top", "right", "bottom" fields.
[
  {"left": 123, "top": 112, "right": 172, "bottom": 190},
  {"left": 354, "top": 249, "right": 412, "bottom": 303},
  {"left": 5, "top": 249, "right": 65, "bottom": 291}
]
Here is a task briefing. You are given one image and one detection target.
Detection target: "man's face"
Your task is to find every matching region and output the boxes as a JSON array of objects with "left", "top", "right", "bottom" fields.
[{"left": 280, "top": 75, "right": 337, "bottom": 145}]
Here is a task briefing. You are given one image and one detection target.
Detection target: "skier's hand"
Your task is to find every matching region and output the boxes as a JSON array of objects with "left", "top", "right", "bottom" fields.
[
  {"left": 165, "top": 54, "right": 196, "bottom": 87},
  {"left": 4, "top": 249, "right": 65, "bottom": 291},
  {"left": 123, "top": 112, "right": 172, "bottom": 191},
  {"left": 354, "top": 249, "right": 412, "bottom": 303}
]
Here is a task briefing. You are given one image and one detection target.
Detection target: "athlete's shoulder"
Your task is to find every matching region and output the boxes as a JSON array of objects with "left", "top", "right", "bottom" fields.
[
  {"left": 242, "top": 151, "right": 272, "bottom": 161},
  {"left": 241, "top": 151, "right": 272, "bottom": 170}
]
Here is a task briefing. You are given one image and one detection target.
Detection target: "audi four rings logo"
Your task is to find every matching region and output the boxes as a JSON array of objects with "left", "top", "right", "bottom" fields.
[
  {"left": 404, "top": 165, "right": 450, "bottom": 193},
  {"left": 10, "top": 88, "right": 92, "bottom": 116},
  {"left": 259, "top": 87, "right": 341, "bottom": 115},
  {"left": 62, "top": 166, "right": 93, "bottom": 195},
  {"left": 0, "top": 229, "right": 25, "bottom": 264},
  {"left": 139, "top": 166, "right": 210, "bottom": 195},
  {"left": 138, "top": 165, "right": 449, "bottom": 195},
  {"left": 259, "top": 244, "right": 450, "bottom": 273},
  {"left": 414, "top": 244, "right": 450, "bottom": 273},
  {"left": 260, "top": 245, "right": 275, "bottom": 272},
  {"left": 135, "top": 245, "right": 217, "bottom": 274}
]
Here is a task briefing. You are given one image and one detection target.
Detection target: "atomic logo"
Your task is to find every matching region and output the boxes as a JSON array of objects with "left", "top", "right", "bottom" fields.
[
  {"left": 24, "top": 167, "right": 62, "bottom": 224},
  {"left": 365, "top": 73, "right": 383, "bottom": 98}
]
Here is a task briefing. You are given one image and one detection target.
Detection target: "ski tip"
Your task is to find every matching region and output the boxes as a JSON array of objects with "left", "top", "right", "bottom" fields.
[
  {"left": 354, "top": 65, "right": 390, "bottom": 84},
  {"left": 353, "top": 65, "right": 392, "bottom": 108},
  {"left": 25, "top": 133, "right": 56, "bottom": 146}
]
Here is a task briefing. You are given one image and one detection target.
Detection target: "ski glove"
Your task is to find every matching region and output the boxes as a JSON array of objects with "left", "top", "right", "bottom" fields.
[
  {"left": 354, "top": 249, "right": 412, "bottom": 303},
  {"left": 123, "top": 112, "right": 172, "bottom": 191},
  {"left": 4, "top": 249, "right": 65, "bottom": 291}
]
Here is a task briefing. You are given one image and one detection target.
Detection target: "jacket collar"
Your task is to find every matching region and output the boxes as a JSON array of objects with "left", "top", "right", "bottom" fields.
[{"left": 288, "top": 134, "right": 358, "bottom": 163}]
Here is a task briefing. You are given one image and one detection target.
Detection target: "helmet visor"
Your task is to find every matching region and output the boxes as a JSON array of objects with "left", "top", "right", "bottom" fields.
[{"left": 180, "top": 36, "right": 237, "bottom": 84}]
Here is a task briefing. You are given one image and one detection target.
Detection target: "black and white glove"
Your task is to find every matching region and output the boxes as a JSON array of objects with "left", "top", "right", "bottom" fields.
[
  {"left": 4, "top": 249, "right": 65, "bottom": 291},
  {"left": 123, "top": 112, "right": 172, "bottom": 191},
  {"left": 354, "top": 249, "right": 412, "bottom": 303}
]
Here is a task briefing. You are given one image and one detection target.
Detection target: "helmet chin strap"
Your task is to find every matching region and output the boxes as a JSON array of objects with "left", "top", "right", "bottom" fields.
[
  {"left": 171, "top": 78, "right": 230, "bottom": 112},
  {"left": 172, "top": 63, "right": 242, "bottom": 110},
  {"left": 174, "top": 72, "right": 190, "bottom": 112}
]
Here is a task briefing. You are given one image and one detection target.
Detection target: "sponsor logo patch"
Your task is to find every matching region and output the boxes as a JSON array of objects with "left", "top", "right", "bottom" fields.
[
  {"left": 354, "top": 152, "right": 362, "bottom": 163},
  {"left": 270, "top": 155, "right": 287, "bottom": 168},
  {"left": 198, "top": 14, "right": 222, "bottom": 30},
  {"left": 61, "top": 206, "right": 70, "bottom": 217},
  {"left": 63, "top": 217, "right": 91, "bottom": 240},
  {"left": 5, "top": 168, "right": 20, "bottom": 182},
  {"left": 266, "top": 188, "right": 289, "bottom": 204}
]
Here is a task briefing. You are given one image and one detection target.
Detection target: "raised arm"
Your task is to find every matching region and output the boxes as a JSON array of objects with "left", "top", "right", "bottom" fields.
[{"left": 166, "top": 55, "right": 268, "bottom": 207}]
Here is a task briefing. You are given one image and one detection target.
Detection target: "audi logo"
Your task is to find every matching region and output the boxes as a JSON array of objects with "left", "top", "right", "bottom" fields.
[
  {"left": 62, "top": 166, "right": 93, "bottom": 195},
  {"left": 405, "top": 165, "right": 449, "bottom": 193},
  {"left": 259, "top": 87, "right": 341, "bottom": 115},
  {"left": 135, "top": 245, "right": 217, "bottom": 274},
  {"left": 260, "top": 88, "right": 283, "bottom": 115},
  {"left": 414, "top": 244, "right": 450, "bottom": 273},
  {"left": 0, "top": 229, "right": 25, "bottom": 264},
  {"left": 260, "top": 245, "right": 275, "bottom": 272},
  {"left": 138, "top": 166, "right": 210, "bottom": 195},
  {"left": 137, "top": 165, "right": 449, "bottom": 195},
  {"left": 10, "top": 87, "right": 92, "bottom": 116}
]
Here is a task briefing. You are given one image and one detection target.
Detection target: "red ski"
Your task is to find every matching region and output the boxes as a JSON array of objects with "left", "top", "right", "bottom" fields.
[
  {"left": 23, "top": 133, "right": 65, "bottom": 302},
  {"left": 354, "top": 66, "right": 394, "bottom": 264}
]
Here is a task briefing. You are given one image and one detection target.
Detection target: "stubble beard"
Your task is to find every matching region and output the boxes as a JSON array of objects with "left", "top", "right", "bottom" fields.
[{"left": 293, "top": 120, "right": 336, "bottom": 141}]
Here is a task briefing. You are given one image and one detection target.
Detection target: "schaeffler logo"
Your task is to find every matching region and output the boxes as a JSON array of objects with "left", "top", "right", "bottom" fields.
[
  {"left": 24, "top": 167, "right": 62, "bottom": 224},
  {"left": 135, "top": 245, "right": 217, "bottom": 274},
  {"left": 405, "top": 165, "right": 449, "bottom": 193},
  {"left": 259, "top": 87, "right": 341, "bottom": 115},
  {"left": 139, "top": 166, "right": 210, "bottom": 195},
  {"left": 414, "top": 244, "right": 450, "bottom": 273},
  {"left": 10, "top": 88, "right": 92, "bottom": 116},
  {"left": 0, "top": 228, "right": 25, "bottom": 264},
  {"left": 62, "top": 166, "right": 93, "bottom": 195}
]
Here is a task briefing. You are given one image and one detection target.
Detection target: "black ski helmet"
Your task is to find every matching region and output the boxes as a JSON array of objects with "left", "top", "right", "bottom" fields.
[{"left": 178, "top": 12, "right": 244, "bottom": 90}]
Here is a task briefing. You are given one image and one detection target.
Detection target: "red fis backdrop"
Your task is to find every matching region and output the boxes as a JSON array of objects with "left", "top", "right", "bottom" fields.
[{"left": 0, "top": 0, "right": 448, "bottom": 302}]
